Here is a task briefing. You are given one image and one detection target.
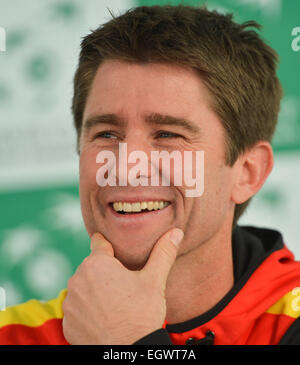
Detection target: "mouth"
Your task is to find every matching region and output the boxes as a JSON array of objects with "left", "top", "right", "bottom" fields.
[{"left": 109, "top": 200, "right": 170, "bottom": 215}]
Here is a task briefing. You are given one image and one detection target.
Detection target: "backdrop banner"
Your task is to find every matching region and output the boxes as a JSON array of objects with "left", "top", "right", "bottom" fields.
[{"left": 0, "top": 0, "right": 299, "bottom": 306}]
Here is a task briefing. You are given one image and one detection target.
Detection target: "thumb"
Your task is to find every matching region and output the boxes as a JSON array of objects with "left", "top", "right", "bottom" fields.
[
  {"left": 143, "top": 228, "right": 184, "bottom": 285},
  {"left": 90, "top": 232, "right": 114, "bottom": 257}
]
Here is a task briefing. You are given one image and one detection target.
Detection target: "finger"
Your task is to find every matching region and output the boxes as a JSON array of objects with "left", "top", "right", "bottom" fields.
[
  {"left": 90, "top": 232, "right": 114, "bottom": 257},
  {"left": 143, "top": 228, "right": 184, "bottom": 285}
]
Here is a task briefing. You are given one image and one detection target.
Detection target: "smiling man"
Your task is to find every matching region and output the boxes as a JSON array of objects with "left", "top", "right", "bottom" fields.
[{"left": 1, "top": 5, "right": 300, "bottom": 346}]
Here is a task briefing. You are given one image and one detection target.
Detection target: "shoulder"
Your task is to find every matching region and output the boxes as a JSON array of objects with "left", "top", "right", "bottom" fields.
[
  {"left": 279, "top": 316, "right": 300, "bottom": 345},
  {"left": 0, "top": 289, "right": 68, "bottom": 344},
  {"left": 266, "top": 287, "right": 300, "bottom": 345},
  {"left": 266, "top": 287, "right": 300, "bottom": 319}
]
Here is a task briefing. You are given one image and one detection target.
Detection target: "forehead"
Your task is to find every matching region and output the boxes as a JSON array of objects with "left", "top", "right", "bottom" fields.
[{"left": 83, "top": 60, "right": 214, "bottom": 124}]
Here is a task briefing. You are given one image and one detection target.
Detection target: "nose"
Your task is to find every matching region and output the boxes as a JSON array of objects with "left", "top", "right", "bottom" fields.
[
  {"left": 116, "top": 130, "right": 154, "bottom": 187},
  {"left": 126, "top": 129, "right": 152, "bottom": 156}
]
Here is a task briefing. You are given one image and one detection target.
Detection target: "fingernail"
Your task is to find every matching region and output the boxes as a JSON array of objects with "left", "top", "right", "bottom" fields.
[
  {"left": 90, "top": 232, "right": 104, "bottom": 250},
  {"left": 170, "top": 228, "right": 184, "bottom": 247},
  {"left": 92, "top": 233, "right": 103, "bottom": 241}
]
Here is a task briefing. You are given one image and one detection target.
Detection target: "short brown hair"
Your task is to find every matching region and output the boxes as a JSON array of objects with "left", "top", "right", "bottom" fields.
[{"left": 72, "top": 5, "right": 283, "bottom": 226}]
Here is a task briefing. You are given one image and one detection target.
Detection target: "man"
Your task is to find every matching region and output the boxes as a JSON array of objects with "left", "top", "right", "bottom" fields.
[{"left": 1, "top": 5, "right": 300, "bottom": 345}]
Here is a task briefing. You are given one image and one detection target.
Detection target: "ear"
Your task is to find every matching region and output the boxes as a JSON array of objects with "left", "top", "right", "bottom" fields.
[{"left": 231, "top": 141, "right": 274, "bottom": 205}]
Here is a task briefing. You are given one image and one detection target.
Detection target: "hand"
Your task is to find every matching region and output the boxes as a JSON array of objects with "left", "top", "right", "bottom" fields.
[{"left": 62, "top": 228, "right": 184, "bottom": 345}]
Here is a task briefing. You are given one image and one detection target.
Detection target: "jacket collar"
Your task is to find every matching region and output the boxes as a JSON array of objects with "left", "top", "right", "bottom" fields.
[{"left": 163, "top": 225, "right": 293, "bottom": 344}]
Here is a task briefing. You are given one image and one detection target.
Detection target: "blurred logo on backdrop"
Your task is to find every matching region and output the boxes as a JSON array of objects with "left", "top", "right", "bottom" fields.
[
  {"left": 0, "top": 26, "right": 6, "bottom": 52},
  {"left": 0, "top": 287, "right": 6, "bottom": 311},
  {"left": 291, "top": 27, "right": 300, "bottom": 52}
]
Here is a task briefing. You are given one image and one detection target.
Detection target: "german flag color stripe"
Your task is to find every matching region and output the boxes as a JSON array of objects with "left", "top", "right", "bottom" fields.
[
  {"left": 266, "top": 287, "right": 300, "bottom": 318},
  {"left": 0, "top": 318, "right": 68, "bottom": 345},
  {"left": 0, "top": 289, "right": 67, "bottom": 328}
]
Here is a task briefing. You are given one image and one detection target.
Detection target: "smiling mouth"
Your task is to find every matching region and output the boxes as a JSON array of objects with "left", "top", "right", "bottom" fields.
[{"left": 109, "top": 201, "right": 170, "bottom": 214}]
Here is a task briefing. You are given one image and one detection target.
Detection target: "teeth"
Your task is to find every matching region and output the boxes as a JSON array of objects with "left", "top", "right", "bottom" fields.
[
  {"left": 113, "top": 202, "right": 121, "bottom": 211},
  {"left": 147, "top": 201, "right": 154, "bottom": 211},
  {"left": 123, "top": 203, "right": 132, "bottom": 212},
  {"left": 140, "top": 202, "right": 147, "bottom": 210},
  {"left": 131, "top": 202, "right": 141, "bottom": 212},
  {"left": 112, "top": 201, "right": 169, "bottom": 213}
]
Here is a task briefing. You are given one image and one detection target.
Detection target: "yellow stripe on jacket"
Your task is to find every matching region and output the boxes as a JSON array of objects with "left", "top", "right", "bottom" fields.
[
  {"left": 0, "top": 289, "right": 67, "bottom": 328},
  {"left": 266, "top": 287, "right": 300, "bottom": 319}
]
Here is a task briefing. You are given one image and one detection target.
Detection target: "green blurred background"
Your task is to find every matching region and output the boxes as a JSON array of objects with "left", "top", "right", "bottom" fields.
[{"left": 0, "top": 0, "right": 299, "bottom": 307}]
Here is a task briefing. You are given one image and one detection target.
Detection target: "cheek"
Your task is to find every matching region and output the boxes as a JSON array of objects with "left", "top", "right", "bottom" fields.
[
  {"left": 185, "top": 168, "right": 233, "bottom": 239},
  {"left": 79, "top": 150, "right": 101, "bottom": 234},
  {"left": 205, "top": 164, "right": 235, "bottom": 215},
  {"left": 79, "top": 150, "right": 100, "bottom": 198}
]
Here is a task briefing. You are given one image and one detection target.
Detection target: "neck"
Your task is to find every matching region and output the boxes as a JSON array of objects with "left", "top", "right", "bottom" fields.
[{"left": 165, "top": 224, "right": 234, "bottom": 325}]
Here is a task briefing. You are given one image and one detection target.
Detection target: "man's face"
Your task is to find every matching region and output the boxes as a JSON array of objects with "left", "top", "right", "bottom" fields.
[{"left": 79, "top": 60, "right": 236, "bottom": 270}]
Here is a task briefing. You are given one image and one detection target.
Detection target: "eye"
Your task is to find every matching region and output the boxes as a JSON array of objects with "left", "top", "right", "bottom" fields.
[
  {"left": 94, "top": 131, "right": 118, "bottom": 139},
  {"left": 156, "top": 131, "right": 182, "bottom": 139}
]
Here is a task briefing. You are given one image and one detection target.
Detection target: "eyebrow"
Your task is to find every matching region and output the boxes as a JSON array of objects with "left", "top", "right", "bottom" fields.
[
  {"left": 82, "top": 112, "right": 201, "bottom": 135},
  {"left": 82, "top": 114, "right": 125, "bottom": 135},
  {"left": 145, "top": 113, "right": 201, "bottom": 134}
]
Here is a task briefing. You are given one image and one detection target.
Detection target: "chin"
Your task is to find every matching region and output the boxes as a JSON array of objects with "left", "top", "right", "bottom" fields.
[
  {"left": 114, "top": 249, "right": 150, "bottom": 271},
  {"left": 105, "top": 233, "right": 155, "bottom": 270}
]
